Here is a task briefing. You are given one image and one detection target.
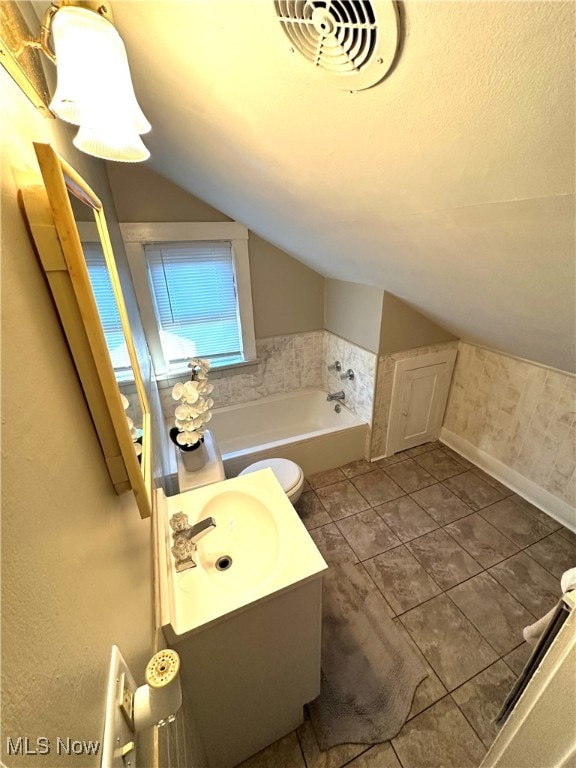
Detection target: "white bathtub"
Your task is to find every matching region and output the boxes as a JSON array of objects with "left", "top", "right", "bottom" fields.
[{"left": 209, "top": 389, "right": 369, "bottom": 477}]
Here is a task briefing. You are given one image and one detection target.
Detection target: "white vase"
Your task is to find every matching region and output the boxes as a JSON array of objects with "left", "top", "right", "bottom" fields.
[{"left": 180, "top": 441, "right": 206, "bottom": 472}]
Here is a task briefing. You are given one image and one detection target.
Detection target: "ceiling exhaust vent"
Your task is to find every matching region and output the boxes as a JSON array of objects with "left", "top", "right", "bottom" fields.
[{"left": 275, "top": 0, "right": 400, "bottom": 91}]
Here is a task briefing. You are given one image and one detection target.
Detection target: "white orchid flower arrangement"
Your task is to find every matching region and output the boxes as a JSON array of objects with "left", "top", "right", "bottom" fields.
[
  {"left": 171, "top": 358, "right": 214, "bottom": 448},
  {"left": 121, "top": 393, "right": 142, "bottom": 457}
]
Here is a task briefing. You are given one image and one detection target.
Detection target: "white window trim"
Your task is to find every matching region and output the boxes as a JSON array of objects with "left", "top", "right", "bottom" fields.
[{"left": 119, "top": 222, "right": 257, "bottom": 376}]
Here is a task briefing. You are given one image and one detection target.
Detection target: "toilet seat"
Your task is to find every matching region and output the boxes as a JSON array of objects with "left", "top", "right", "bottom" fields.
[{"left": 239, "top": 458, "right": 304, "bottom": 499}]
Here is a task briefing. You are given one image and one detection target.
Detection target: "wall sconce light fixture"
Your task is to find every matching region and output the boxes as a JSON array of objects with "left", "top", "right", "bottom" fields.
[{"left": 2, "top": 1, "right": 150, "bottom": 162}]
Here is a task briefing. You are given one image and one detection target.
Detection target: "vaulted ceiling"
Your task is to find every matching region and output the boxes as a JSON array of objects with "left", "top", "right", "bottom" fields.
[{"left": 112, "top": 1, "right": 574, "bottom": 371}]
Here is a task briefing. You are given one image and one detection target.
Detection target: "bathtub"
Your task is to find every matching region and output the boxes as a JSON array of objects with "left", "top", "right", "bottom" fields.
[{"left": 209, "top": 389, "right": 369, "bottom": 477}]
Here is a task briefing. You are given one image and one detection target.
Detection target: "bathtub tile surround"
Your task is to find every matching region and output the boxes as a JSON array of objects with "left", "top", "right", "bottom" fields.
[
  {"left": 371, "top": 341, "right": 459, "bottom": 460},
  {"left": 442, "top": 342, "right": 576, "bottom": 521},
  {"left": 158, "top": 328, "right": 377, "bottom": 428},
  {"left": 158, "top": 330, "right": 324, "bottom": 417},
  {"left": 240, "top": 441, "right": 575, "bottom": 768},
  {"left": 322, "top": 331, "right": 377, "bottom": 426}
]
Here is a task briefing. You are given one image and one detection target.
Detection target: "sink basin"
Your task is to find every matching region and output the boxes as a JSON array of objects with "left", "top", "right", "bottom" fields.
[
  {"left": 157, "top": 468, "right": 327, "bottom": 639},
  {"left": 194, "top": 489, "right": 280, "bottom": 591}
]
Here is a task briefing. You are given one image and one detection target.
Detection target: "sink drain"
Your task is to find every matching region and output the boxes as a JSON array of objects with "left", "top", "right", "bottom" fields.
[{"left": 215, "top": 555, "right": 233, "bottom": 571}]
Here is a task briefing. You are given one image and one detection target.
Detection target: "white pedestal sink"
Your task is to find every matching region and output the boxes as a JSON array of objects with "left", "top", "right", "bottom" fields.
[{"left": 155, "top": 469, "right": 327, "bottom": 767}]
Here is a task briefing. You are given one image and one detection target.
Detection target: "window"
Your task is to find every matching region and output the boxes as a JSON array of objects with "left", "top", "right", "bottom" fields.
[
  {"left": 120, "top": 222, "right": 256, "bottom": 375},
  {"left": 82, "top": 240, "right": 133, "bottom": 381},
  {"left": 145, "top": 241, "right": 241, "bottom": 366}
]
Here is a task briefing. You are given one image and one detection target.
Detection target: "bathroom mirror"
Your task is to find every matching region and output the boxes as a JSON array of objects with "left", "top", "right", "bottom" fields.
[
  {"left": 20, "top": 142, "right": 152, "bottom": 519},
  {"left": 74, "top": 216, "right": 144, "bottom": 435}
]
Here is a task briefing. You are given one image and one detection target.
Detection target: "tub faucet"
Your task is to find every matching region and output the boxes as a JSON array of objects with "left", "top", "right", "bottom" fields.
[
  {"left": 327, "top": 390, "right": 345, "bottom": 402},
  {"left": 169, "top": 512, "right": 217, "bottom": 572}
]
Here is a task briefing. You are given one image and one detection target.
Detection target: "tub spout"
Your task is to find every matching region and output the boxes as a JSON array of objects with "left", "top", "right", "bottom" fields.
[{"left": 327, "top": 391, "right": 345, "bottom": 402}]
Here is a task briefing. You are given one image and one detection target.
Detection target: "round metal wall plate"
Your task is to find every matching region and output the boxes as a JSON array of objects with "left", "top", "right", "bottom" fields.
[{"left": 275, "top": 0, "right": 400, "bottom": 91}]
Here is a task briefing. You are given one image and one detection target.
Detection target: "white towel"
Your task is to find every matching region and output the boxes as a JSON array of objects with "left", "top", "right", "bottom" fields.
[{"left": 523, "top": 567, "right": 576, "bottom": 645}]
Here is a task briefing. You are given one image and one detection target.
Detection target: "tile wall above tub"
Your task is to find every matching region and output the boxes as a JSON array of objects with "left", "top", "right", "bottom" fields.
[
  {"left": 322, "top": 331, "right": 378, "bottom": 425},
  {"left": 159, "top": 330, "right": 324, "bottom": 420},
  {"left": 158, "top": 329, "right": 378, "bottom": 429}
]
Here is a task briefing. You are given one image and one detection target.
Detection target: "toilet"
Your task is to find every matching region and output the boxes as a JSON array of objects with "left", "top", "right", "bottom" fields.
[
  {"left": 239, "top": 458, "right": 305, "bottom": 505},
  {"left": 175, "top": 430, "right": 305, "bottom": 504}
]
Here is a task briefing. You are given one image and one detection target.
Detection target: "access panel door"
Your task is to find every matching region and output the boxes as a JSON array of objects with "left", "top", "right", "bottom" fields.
[{"left": 386, "top": 351, "right": 456, "bottom": 456}]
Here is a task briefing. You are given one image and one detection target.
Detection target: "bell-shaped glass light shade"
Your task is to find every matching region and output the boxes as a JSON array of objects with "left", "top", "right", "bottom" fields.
[
  {"left": 50, "top": 6, "right": 150, "bottom": 134},
  {"left": 73, "top": 125, "right": 150, "bottom": 163}
]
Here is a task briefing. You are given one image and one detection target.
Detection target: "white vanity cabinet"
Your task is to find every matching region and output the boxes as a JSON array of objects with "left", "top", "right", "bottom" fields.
[{"left": 155, "top": 471, "right": 327, "bottom": 767}]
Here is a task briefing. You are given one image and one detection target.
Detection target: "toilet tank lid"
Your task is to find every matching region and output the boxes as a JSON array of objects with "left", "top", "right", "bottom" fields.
[{"left": 240, "top": 459, "right": 302, "bottom": 493}]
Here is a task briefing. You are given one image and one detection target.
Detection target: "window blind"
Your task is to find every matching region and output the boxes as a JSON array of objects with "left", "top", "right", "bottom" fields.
[
  {"left": 144, "top": 241, "right": 241, "bottom": 366},
  {"left": 84, "top": 242, "right": 132, "bottom": 376}
]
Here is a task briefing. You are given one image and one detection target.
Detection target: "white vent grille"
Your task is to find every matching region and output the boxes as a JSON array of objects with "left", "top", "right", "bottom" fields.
[{"left": 275, "top": 0, "right": 399, "bottom": 91}]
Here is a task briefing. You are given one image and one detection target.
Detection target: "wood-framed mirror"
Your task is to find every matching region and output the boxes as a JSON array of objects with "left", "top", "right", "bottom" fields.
[{"left": 20, "top": 142, "right": 152, "bottom": 519}]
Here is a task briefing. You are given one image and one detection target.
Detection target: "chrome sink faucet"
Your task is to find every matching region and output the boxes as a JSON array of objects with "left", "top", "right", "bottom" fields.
[
  {"left": 327, "top": 390, "right": 345, "bottom": 402},
  {"left": 169, "top": 511, "right": 216, "bottom": 572}
]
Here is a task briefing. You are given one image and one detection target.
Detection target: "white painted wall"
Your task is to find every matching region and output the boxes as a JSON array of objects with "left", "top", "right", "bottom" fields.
[{"left": 1, "top": 68, "right": 153, "bottom": 766}]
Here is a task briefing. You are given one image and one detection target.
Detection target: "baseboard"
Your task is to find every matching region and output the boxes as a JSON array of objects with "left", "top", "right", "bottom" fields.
[{"left": 440, "top": 428, "right": 576, "bottom": 532}]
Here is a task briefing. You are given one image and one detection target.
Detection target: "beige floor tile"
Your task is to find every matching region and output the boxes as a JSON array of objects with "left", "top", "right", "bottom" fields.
[
  {"left": 295, "top": 491, "right": 332, "bottom": 530},
  {"left": 375, "top": 496, "right": 439, "bottom": 543},
  {"left": 480, "top": 498, "right": 559, "bottom": 548},
  {"left": 346, "top": 743, "right": 401, "bottom": 768},
  {"left": 340, "top": 459, "right": 376, "bottom": 478},
  {"left": 558, "top": 526, "right": 576, "bottom": 545},
  {"left": 383, "top": 458, "right": 437, "bottom": 493},
  {"left": 451, "top": 660, "right": 516, "bottom": 748},
  {"left": 309, "top": 523, "right": 358, "bottom": 566},
  {"left": 503, "top": 643, "right": 533, "bottom": 675},
  {"left": 392, "top": 619, "right": 447, "bottom": 718},
  {"left": 406, "top": 529, "right": 482, "bottom": 590},
  {"left": 237, "top": 731, "right": 304, "bottom": 768},
  {"left": 309, "top": 467, "right": 346, "bottom": 489},
  {"left": 296, "top": 712, "right": 367, "bottom": 768},
  {"left": 525, "top": 531, "right": 576, "bottom": 578},
  {"left": 445, "top": 513, "right": 519, "bottom": 568},
  {"left": 509, "top": 494, "right": 562, "bottom": 531},
  {"left": 336, "top": 509, "right": 401, "bottom": 560},
  {"left": 392, "top": 697, "right": 486, "bottom": 768},
  {"left": 316, "top": 480, "right": 371, "bottom": 521},
  {"left": 400, "top": 595, "right": 498, "bottom": 691},
  {"left": 364, "top": 546, "right": 442, "bottom": 614},
  {"left": 489, "top": 552, "right": 560, "bottom": 617},
  {"left": 352, "top": 470, "right": 406, "bottom": 507},
  {"left": 470, "top": 468, "right": 514, "bottom": 497},
  {"left": 413, "top": 448, "right": 467, "bottom": 480},
  {"left": 443, "top": 471, "right": 507, "bottom": 511},
  {"left": 410, "top": 483, "right": 473, "bottom": 525},
  {"left": 447, "top": 572, "right": 535, "bottom": 655}
]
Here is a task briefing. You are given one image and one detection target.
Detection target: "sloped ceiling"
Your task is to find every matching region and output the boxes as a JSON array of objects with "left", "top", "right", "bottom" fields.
[{"left": 112, "top": 1, "right": 575, "bottom": 371}]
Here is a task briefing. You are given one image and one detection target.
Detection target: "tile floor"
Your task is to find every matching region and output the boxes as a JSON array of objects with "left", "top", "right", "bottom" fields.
[{"left": 237, "top": 442, "right": 576, "bottom": 768}]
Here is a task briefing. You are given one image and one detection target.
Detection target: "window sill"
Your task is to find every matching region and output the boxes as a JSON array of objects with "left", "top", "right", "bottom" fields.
[{"left": 155, "top": 358, "right": 260, "bottom": 389}]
